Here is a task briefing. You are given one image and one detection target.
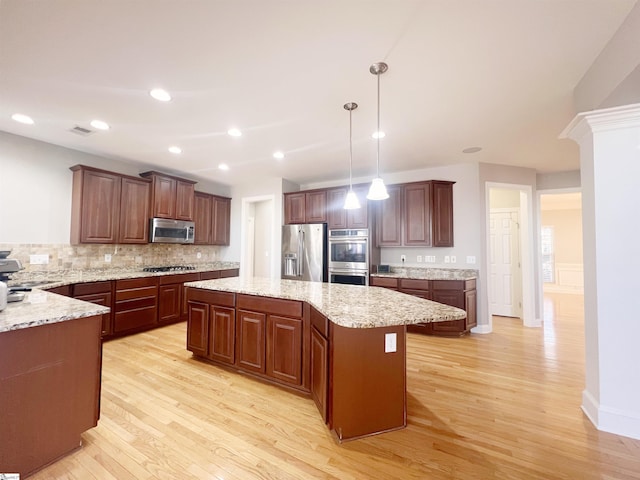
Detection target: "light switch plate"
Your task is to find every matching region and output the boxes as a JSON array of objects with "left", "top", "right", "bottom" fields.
[
  {"left": 450, "top": 256, "right": 457, "bottom": 263},
  {"left": 444, "top": 256, "right": 450, "bottom": 263},
  {"left": 466, "top": 256, "right": 476, "bottom": 264},
  {"left": 417, "top": 255, "right": 423, "bottom": 263},
  {"left": 104, "top": 254, "right": 112, "bottom": 263},
  {"left": 385, "top": 333, "right": 397, "bottom": 353}
]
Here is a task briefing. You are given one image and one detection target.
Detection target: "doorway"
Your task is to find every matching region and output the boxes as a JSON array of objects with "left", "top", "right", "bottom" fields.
[{"left": 240, "top": 196, "right": 275, "bottom": 278}]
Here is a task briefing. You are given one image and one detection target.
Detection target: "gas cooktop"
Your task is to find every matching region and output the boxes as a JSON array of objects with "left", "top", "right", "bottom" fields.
[{"left": 142, "top": 265, "right": 196, "bottom": 273}]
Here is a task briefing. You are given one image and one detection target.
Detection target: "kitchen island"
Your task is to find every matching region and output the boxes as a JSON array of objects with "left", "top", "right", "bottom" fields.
[
  {"left": 185, "top": 277, "right": 466, "bottom": 441},
  {"left": 0, "top": 290, "right": 108, "bottom": 477}
]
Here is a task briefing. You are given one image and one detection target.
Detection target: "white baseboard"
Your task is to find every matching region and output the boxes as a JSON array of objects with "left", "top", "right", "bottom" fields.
[
  {"left": 471, "top": 324, "right": 492, "bottom": 334},
  {"left": 582, "top": 389, "right": 640, "bottom": 440}
]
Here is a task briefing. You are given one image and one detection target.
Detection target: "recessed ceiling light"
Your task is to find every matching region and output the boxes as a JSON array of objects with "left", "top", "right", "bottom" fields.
[
  {"left": 168, "top": 146, "right": 182, "bottom": 154},
  {"left": 11, "top": 113, "right": 34, "bottom": 125},
  {"left": 372, "top": 131, "right": 386, "bottom": 139},
  {"left": 273, "top": 151, "right": 285, "bottom": 159},
  {"left": 227, "top": 128, "right": 242, "bottom": 137},
  {"left": 150, "top": 88, "right": 171, "bottom": 102},
  {"left": 462, "top": 146, "right": 482, "bottom": 154},
  {"left": 90, "top": 119, "right": 110, "bottom": 131},
  {"left": 218, "top": 163, "right": 230, "bottom": 171}
]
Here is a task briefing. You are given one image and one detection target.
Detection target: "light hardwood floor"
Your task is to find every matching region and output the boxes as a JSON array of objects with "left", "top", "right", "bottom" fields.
[{"left": 32, "top": 293, "right": 640, "bottom": 479}]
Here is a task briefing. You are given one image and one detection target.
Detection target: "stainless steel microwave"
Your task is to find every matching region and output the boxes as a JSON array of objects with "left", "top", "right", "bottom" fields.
[{"left": 149, "top": 218, "right": 195, "bottom": 244}]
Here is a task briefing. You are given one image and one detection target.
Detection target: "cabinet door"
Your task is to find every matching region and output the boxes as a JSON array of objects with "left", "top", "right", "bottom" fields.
[
  {"left": 237, "top": 310, "right": 266, "bottom": 374},
  {"left": 118, "top": 177, "right": 150, "bottom": 244},
  {"left": 284, "top": 193, "right": 306, "bottom": 224},
  {"left": 465, "top": 289, "right": 477, "bottom": 330},
  {"left": 432, "top": 181, "right": 454, "bottom": 247},
  {"left": 152, "top": 175, "right": 177, "bottom": 219},
  {"left": 431, "top": 289, "right": 465, "bottom": 334},
  {"left": 404, "top": 182, "right": 432, "bottom": 246},
  {"left": 194, "top": 192, "right": 212, "bottom": 245},
  {"left": 327, "top": 188, "right": 347, "bottom": 229},
  {"left": 176, "top": 180, "right": 195, "bottom": 221},
  {"left": 266, "top": 315, "right": 303, "bottom": 386},
  {"left": 78, "top": 169, "right": 121, "bottom": 243},
  {"left": 375, "top": 184, "right": 402, "bottom": 246},
  {"left": 305, "top": 190, "right": 327, "bottom": 223},
  {"left": 158, "top": 284, "right": 181, "bottom": 323},
  {"left": 347, "top": 185, "right": 369, "bottom": 228},
  {"left": 187, "top": 301, "right": 209, "bottom": 356},
  {"left": 75, "top": 291, "right": 113, "bottom": 337},
  {"left": 310, "top": 326, "right": 329, "bottom": 423},
  {"left": 209, "top": 307, "right": 236, "bottom": 365},
  {"left": 212, "top": 196, "right": 231, "bottom": 245}
]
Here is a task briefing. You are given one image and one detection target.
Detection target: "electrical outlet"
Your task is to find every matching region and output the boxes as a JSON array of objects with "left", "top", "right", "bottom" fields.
[
  {"left": 450, "top": 256, "right": 457, "bottom": 263},
  {"left": 385, "top": 333, "right": 397, "bottom": 353},
  {"left": 197, "top": 252, "right": 202, "bottom": 259},
  {"left": 444, "top": 256, "right": 450, "bottom": 263},
  {"left": 104, "top": 254, "right": 112, "bottom": 263},
  {"left": 426, "top": 256, "right": 436, "bottom": 263},
  {"left": 29, "top": 254, "right": 49, "bottom": 265},
  {"left": 466, "top": 255, "right": 476, "bottom": 264},
  {"left": 417, "top": 255, "right": 423, "bottom": 263},
  {"left": 401, "top": 255, "right": 406, "bottom": 263}
]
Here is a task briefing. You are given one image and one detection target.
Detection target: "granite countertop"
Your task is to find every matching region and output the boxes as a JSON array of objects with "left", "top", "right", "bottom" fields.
[
  {"left": 7, "top": 261, "right": 241, "bottom": 289},
  {"left": 186, "top": 277, "right": 466, "bottom": 329},
  {"left": 0, "top": 290, "right": 110, "bottom": 333},
  {"left": 371, "top": 267, "right": 478, "bottom": 281}
]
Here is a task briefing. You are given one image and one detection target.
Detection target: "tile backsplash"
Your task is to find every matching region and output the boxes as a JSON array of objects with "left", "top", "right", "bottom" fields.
[{"left": 0, "top": 243, "right": 223, "bottom": 273}]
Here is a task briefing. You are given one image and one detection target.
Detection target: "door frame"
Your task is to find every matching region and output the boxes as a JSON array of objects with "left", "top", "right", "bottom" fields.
[{"left": 484, "top": 183, "right": 538, "bottom": 330}]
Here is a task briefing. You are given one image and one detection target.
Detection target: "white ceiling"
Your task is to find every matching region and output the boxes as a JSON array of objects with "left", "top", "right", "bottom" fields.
[{"left": 0, "top": 0, "right": 636, "bottom": 188}]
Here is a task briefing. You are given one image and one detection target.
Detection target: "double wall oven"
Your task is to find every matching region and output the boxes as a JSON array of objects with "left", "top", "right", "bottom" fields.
[{"left": 328, "top": 228, "right": 369, "bottom": 286}]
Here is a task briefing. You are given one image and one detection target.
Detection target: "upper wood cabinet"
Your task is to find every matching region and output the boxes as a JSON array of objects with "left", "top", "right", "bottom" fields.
[
  {"left": 140, "top": 171, "right": 196, "bottom": 221},
  {"left": 374, "top": 180, "right": 454, "bottom": 247},
  {"left": 70, "top": 165, "right": 151, "bottom": 245},
  {"left": 327, "top": 185, "right": 368, "bottom": 230},
  {"left": 193, "top": 191, "right": 232, "bottom": 246},
  {"left": 283, "top": 190, "right": 327, "bottom": 224}
]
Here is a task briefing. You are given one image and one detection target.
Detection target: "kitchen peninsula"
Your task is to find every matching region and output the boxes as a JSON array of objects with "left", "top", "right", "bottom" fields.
[
  {"left": 185, "top": 277, "right": 466, "bottom": 441},
  {"left": 0, "top": 291, "right": 108, "bottom": 477}
]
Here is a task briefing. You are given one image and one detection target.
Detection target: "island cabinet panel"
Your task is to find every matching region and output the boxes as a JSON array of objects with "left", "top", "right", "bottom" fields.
[
  {"left": 330, "top": 323, "right": 407, "bottom": 441},
  {"left": 267, "top": 315, "right": 303, "bottom": 386},
  {"left": 73, "top": 281, "right": 114, "bottom": 338},
  {"left": 187, "top": 301, "right": 209, "bottom": 356},
  {"left": 237, "top": 310, "right": 266, "bottom": 374},
  {"left": 113, "top": 277, "right": 158, "bottom": 334},
  {"left": 209, "top": 307, "right": 236, "bottom": 364},
  {"left": 310, "top": 307, "right": 330, "bottom": 423},
  {"left": 370, "top": 276, "right": 399, "bottom": 290},
  {"left": 118, "top": 177, "right": 150, "bottom": 244},
  {"left": 0, "top": 315, "right": 102, "bottom": 478}
]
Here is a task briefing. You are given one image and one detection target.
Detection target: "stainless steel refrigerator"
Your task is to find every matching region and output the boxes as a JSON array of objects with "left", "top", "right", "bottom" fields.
[{"left": 281, "top": 223, "right": 327, "bottom": 282}]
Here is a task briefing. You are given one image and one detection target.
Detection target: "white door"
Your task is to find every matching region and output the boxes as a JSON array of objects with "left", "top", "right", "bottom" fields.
[{"left": 490, "top": 210, "right": 522, "bottom": 317}]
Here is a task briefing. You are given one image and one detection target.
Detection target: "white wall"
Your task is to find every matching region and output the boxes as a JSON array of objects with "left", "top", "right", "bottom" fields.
[
  {"left": 253, "top": 200, "right": 272, "bottom": 277},
  {"left": 536, "top": 170, "right": 581, "bottom": 190},
  {"left": 0, "top": 131, "right": 230, "bottom": 244},
  {"left": 489, "top": 188, "right": 520, "bottom": 209}
]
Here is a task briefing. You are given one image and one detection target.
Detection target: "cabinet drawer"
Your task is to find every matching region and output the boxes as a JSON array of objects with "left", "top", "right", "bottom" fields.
[
  {"left": 370, "top": 277, "right": 399, "bottom": 288},
  {"left": 114, "top": 307, "right": 157, "bottom": 333},
  {"left": 237, "top": 294, "right": 303, "bottom": 319},
  {"left": 115, "top": 294, "right": 156, "bottom": 312},
  {"left": 219, "top": 268, "right": 239, "bottom": 278},
  {"left": 432, "top": 279, "right": 475, "bottom": 291},
  {"left": 187, "top": 288, "right": 235, "bottom": 307},
  {"left": 159, "top": 272, "right": 200, "bottom": 285},
  {"left": 401, "top": 289, "right": 432, "bottom": 300},
  {"left": 115, "top": 285, "right": 157, "bottom": 303},
  {"left": 74, "top": 281, "right": 112, "bottom": 295},
  {"left": 200, "top": 271, "right": 220, "bottom": 280},
  {"left": 399, "top": 278, "right": 431, "bottom": 291},
  {"left": 116, "top": 277, "right": 158, "bottom": 290},
  {"left": 310, "top": 306, "right": 329, "bottom": 338}
]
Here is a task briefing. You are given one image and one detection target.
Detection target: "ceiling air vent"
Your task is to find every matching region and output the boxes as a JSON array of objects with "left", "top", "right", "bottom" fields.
[{"left": 69, "top": 125, "right": 95, "bottom": 136}]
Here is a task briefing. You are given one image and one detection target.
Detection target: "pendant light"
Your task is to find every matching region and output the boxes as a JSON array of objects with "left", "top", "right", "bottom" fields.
[
  {"left": 343, "top": 102, "right": 361, "bottom": 210},
  {"left": 367, "top": 62, "right": 390, "bottom": 201}
]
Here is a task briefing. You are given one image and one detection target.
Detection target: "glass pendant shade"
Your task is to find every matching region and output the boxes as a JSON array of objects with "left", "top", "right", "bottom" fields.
[
  {"left": 344, "top": 188, "right": 361, "bottom": 209},
  {"left": 367, "top": 177, "right": 389, "bottom": 200}
]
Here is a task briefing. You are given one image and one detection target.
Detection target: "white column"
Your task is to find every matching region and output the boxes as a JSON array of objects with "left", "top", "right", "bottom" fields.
[{"left": 561, "top": 103, "right": 640, "bottom": 440}]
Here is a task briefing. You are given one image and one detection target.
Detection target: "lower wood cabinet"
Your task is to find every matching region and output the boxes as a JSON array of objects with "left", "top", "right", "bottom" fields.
[
  {"left": 114, "top": 277, "right": 158, "bottom": 334},
  {"left": 310, "top": 307, "right": 329, "bottom": 423},
  {"left": 370, "top": 276, "right": 477, "bottom": 336},
  {"left": 73, "top": 281, "right": 114, "bottom": 337},
  {"left": 267, "top": 315, "right": 303, "bottom": 386},
  {"left": 159, "top": 272, "right": 200, "bottom": 324},
  {"left": 187, "top": 301, "right": 209, "bottom": 357},
  {"left": 237, "top": 310, "right": 267, "bottom": 374},
  {"left": 209, "top": 306, "right": 236, "bottom": 365}
]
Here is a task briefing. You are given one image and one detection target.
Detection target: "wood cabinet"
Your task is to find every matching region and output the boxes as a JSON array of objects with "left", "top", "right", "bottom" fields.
[
  {"left": 187, "top": 301, "right": 209, "bottom": 357},
  {"left": 73, "top": 281, "right": 114, "bottom": 338},
  {"left": 283, "top": 190, "right": 327, "bottom": 224},
  {"left": 158, "top": 272, "right": 200, "bottom": 324},
  {"left": 209, "top": 306, "right": 236, "bottom": 365},
  {"left": 267, "top": 315, "right": 303, "bottom": 386},
  {"left": 370, "top": 275, "right": 476, "bottom": 336},
  {"left": 140, "top": 171, "right": 196, "bottom": 221},
  {"left": 237, "top": 310, "right": 266, "bottom": 374},
  {"left": 310, "top": 307, "right": 329, "bottom": 423},
  {"left": 113, "top": 277, "right": 158, "bottom": 334},
  {"left": 327, "top": 184, "right": 369, "bottom": 229},
  {"left": 374, "top": 180, "right": 454, "bottom": 247},
  {"left": 45, "top": 284, "right": 72, "bottom": 296},
  {"left": 70, "top": 165, "right": 151, "bottom": 245},
  {"left": 193, "top": 192, "right": 231, "bottom": 246}
]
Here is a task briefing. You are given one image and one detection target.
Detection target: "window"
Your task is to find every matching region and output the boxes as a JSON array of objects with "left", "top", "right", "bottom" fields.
[{"left": 541, "top": 226, "right": 555, "bottom": 283}]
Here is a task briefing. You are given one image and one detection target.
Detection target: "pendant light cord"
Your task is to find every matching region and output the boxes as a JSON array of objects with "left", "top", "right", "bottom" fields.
[
  {"left": 349, "top": 107, "right": 354, "bottom": 189},
  {"left": 376, "top": 70, "right": 381, "bottom": 178}
]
